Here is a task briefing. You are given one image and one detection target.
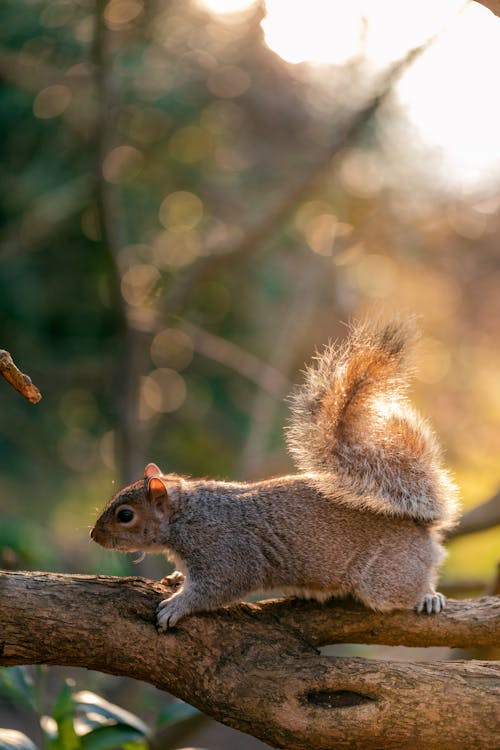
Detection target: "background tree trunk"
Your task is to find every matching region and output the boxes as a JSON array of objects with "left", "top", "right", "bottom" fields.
[{"left": 1, "top": 571, "right": 498, "bottom": 750}]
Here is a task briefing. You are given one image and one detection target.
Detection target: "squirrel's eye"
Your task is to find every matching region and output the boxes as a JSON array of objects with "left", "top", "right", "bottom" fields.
[{"left": 116, "top": 508, "right": 135, "bottom": 524}]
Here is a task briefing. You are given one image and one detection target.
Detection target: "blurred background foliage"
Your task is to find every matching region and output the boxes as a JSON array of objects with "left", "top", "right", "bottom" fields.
[{"left": 1, "top": 0, "right": 500, "bottom": 744}]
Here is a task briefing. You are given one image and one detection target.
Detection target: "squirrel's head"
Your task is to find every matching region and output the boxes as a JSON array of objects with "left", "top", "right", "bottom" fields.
[{"left": 90, "top": 462, "right": 180, "bottom": 552}]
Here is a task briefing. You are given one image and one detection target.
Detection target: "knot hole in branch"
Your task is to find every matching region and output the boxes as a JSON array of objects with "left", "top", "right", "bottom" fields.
[{"left": 304, "top": 690, "right": 376, "bottom": 709}]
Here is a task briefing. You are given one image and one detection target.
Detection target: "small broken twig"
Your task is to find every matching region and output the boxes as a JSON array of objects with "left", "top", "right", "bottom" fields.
[{"left": 0, "top": 350, "right": 42, "bottom": 403}]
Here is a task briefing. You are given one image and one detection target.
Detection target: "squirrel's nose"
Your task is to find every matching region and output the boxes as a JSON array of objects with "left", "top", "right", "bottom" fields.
[{"left": 90, "top": 527, "right": 96, "bottom": 540}]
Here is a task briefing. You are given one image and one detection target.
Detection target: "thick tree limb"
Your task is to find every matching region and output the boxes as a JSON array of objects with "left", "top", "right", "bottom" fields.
[
  {"left": 0, "top": 351, "right": 41, "bottom": 403},
  {"left": 1, "top": 571, "right": 499, "bottom": 750}
]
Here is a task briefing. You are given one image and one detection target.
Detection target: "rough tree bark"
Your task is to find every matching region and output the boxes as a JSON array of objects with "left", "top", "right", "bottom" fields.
[{"left": 1, "top": 571, "right": 499, "bottom": 750}]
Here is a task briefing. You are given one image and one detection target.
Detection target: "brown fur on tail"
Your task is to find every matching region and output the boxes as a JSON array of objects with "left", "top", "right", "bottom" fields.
[{"left": 286, "top": 318, "right": 458, "bottom": 528}]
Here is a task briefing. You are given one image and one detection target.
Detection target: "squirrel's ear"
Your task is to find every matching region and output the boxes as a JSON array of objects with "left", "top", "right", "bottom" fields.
[
  {"left": 147, "top": 476, "right": 168, "bottom": 504},
  {"left": 144, "top": 462, "right": 162, "bottom": 478}
]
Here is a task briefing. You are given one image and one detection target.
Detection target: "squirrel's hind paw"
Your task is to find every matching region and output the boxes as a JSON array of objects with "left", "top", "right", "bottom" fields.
[
  {"left": 159, "top": 570, "right": 185, "bottom": 589},
  {"left": 416, "top": 592, "right": 446, "bottom": 615}
]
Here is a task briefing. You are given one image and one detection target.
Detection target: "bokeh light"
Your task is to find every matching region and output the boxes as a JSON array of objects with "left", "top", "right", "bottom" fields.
[
  {"left": 158, "top": 191, "right": 204, "bottom": 232},
  {"left": 120, "top": 264, "right": 161, "bottom": 306},
  {"left": 103, "top": 0, "right": 144, "bottom": 29},
  {"left": 140, "top": 368, "right": 187, "bottom": 418},
  {"left": 33, "top": 85, "right": 71, "bottom": 119},
  {"left": 151, "top": 329, "right": 194, "bottom": 370},
  {"left": 102, "top": 146, "right": 144, "bottom": 184}
]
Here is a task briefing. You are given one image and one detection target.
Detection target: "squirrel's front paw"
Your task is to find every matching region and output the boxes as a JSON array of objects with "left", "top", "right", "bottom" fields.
[
  {"left": 157, "top": 594, "right": 191, "bottom": 630},
  {"left": 416, "top": 592, "right": 446, "bottom": 614}
]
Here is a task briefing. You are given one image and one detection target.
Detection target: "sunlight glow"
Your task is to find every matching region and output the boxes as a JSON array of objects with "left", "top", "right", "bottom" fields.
[
  {"left": 260, "top": 0, "right": 468, "bottom": 68},
  {"left": 198, "top": 0, "right": 500, "bottom": 190},
  {"left": 197, "top": 0, "right": 255, "bottom": 13},
  {"left": 262, "top": 0, "right": 363, "bottom": 65},
  {"left": 396, "top": 4, "right": 500, "bottom": 187}
]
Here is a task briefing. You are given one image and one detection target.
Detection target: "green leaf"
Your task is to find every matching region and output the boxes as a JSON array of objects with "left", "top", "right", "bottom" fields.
[
  {"left": 73, "top": 693, "right": 148, "bottom": 736},
  {"left": 52, "top": 683, "right": 75, "bottom": 723},
  {"left": 0, "top": 667, "right": 36, "bottom": 711},
  {"left": 0, "top": 730, "right": 39, "bottom": 750},
  {"left": 50, "top": 683, "right": 80, "bottom": 750},
  {"left": 122, "top": 742, "right": 148, "bottom": 750},
  {"left": 79, "top": 727, "right": 146, "bottom": 750}
]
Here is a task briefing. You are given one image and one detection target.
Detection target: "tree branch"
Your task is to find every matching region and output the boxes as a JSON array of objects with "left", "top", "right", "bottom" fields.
[
  {"left": 182, "top": 322, "right": 291, "bottom": 397},
  {"left": 448, "top": 491, "right": 500, "bottom": 538},
  {"left": 1, "top": 572, "right": 499, "bottom": 750},
  {"left": 0, "top": 351, "right": 41, "bottom": 403}
]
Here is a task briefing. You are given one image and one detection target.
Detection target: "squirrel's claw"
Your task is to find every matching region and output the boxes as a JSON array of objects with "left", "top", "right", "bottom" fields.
[
  {"left": 416, "top": 592, "right": 446, "bottom": 615},
  {"left": 157, "top": 599, "right": 175, "bottom": 630},
  {"left": 156, "top": 572, "right": 187, "bottom": 630},
  {"left": 157, "top": 594, "right": 190, "bottom": 630}
]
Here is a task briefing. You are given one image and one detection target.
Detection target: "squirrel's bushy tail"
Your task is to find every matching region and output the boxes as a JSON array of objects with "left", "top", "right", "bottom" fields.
[{"left": 286, "top": 318, "right": 458, "bottom": 528}]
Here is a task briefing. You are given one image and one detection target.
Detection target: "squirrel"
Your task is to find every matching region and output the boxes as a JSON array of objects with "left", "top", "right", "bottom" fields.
[{"left": 91, "top": 318, "right": 459, "bottom": 629}]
